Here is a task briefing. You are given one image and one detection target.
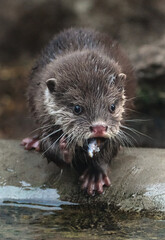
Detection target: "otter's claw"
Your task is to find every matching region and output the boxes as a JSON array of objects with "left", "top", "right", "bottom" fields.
[{"left": 79, "top": 168, "right": 111, "bottom": 195}]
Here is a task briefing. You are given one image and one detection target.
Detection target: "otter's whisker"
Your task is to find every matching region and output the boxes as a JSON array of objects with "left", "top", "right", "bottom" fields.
[
  {"left": 124, "top": 119, "right": 150, "bottom": 123},
  {"left": 120, "top": 125, "right": 152, "bottom": 139},
  {"left": 124, "top": 108, "right": 140, "bottom": 114},
  {"left": 42, "top": 132, "right": 65, "bottom": 156},
  {"left": 65, "top": 131, "right": 74, "bottom": 149},
  {"left": 40, "top": 128, "right": 62, "bottom": 142},
  {"left": 115, "top": 133, "right": 128, "bottom": 148},
  {"left": 120, "top": 129, "right": 137, "bottom": 144},
  {"left": 29, "top": 124, "right": 57, "bottom": 135},
  {"left": 125, "top": 96, "right": 137, "bottom": 102},
  {"left": 117, "top": 130, "right": 135, "bottom": 147}
]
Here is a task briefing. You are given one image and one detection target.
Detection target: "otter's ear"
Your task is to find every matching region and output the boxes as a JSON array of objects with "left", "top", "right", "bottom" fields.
[
  {"left": 118, "top": 73, "right": 126, "bottom": 82},
  {"left": 46, "top": 78, "right": 56, "bottom": 92},
  {"left": 117, "top": 73, "right": 126, "bottom": 92},
  {"left": 108, "top": 73, "right": 126, "bottom": 86}
]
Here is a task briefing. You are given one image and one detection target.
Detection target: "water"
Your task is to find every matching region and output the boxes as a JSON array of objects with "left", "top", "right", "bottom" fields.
[{"left": 0, "top": 185, "right": 165, "bottom": 240}]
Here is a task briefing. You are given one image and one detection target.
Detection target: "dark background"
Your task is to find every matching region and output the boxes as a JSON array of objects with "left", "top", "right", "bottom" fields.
[{"left": 0, "top": 0, "right": 165, "bottom": 147}]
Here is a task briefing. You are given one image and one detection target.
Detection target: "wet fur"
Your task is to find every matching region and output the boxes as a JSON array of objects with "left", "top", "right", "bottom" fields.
[{"left": 27, "top": 28, "right": 136, "bottom": 173}]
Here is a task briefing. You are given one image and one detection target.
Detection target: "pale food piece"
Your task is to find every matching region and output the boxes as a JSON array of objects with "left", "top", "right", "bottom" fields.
[{"left": 87, "top": 138, "right": 101, "bottom": 158}]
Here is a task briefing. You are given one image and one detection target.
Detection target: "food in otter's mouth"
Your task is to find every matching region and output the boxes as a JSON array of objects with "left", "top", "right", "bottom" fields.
[
  {"left": 87, "top": 138, "right": 101, "bottom": 158},
  {"left": 87, "top": 138, "right": 107, "bottom": 158}
]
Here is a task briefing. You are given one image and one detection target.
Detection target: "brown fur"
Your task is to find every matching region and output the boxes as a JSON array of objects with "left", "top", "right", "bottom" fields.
[{"left": 27, "top": 28, "right": 136, "bottom": 173}]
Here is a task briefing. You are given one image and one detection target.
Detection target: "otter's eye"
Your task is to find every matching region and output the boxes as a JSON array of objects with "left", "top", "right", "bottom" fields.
[
  {"left": 109, "top": 104, "right": 116, "bottom": 113},
  {"left": 73, "top": 105, "right": 83, "bottom": 115}
]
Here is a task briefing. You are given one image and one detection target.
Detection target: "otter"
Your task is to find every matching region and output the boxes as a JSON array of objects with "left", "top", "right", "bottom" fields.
[{"left": 22, "top": 28, "right": 136, "bottom": 195}]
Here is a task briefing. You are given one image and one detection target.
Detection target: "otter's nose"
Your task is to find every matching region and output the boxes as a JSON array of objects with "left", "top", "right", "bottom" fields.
[{"left": 90, "top": 125, "right": 108, "bottom": 135}]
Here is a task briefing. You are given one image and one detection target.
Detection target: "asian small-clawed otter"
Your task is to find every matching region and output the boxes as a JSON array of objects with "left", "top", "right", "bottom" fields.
[{"left": 22, "top": 28, "right": 136, "bottom": 195}]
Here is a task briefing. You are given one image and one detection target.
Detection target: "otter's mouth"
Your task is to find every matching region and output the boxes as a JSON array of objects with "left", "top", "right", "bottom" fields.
[{"left": 84, "top": 137, "right": 107, "bottom": 158}]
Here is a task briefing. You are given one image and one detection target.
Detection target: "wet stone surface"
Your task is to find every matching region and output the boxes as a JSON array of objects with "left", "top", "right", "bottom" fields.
[
  {"left": 0, "top": 139, "right": 165, "bottom": 239},
  {"left": 0, "top": 139, "right": 165, "bottom": 213}
]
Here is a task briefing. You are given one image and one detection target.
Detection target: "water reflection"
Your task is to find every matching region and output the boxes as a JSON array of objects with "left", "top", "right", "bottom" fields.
[
  {"left": 0, "top": 204, "right": 165, "bottom": 239},
  {"left": 0, "top": 185, "right": 75, "bottom": 210},
  {"left": 0, "top": 185, "right": 165, "bottom": 239}
]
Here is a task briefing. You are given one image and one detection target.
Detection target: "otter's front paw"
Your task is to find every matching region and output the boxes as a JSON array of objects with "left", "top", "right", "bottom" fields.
[
  {"left": 21, "top": 136, "right": 40, "bottom": 151},
  {"left": 59, "top": 137, "right": 72, "bottom": 164},
  {"left": 79, "top": 167, "right": 111, "bottom": 195}
]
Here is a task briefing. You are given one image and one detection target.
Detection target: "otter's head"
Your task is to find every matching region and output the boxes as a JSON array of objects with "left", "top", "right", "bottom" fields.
[{"left": 44, "top": 50, "right": 126, "bottom": 149}]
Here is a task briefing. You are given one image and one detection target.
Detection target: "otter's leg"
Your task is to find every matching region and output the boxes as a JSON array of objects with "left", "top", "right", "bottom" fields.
[
  {"left": 40, "top": 135, "right": 73, "bottom": 168},
  {"left": 21, "top": 136, "right": 40, "bottom": 151},
  {"left": 79, "top": 163, "right": 111, "bottom": 195}
]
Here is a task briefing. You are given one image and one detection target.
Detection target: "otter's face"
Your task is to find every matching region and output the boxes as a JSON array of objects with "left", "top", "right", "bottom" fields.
[{"left": 44, "top": 51, "right": 126, "bottom": 148}]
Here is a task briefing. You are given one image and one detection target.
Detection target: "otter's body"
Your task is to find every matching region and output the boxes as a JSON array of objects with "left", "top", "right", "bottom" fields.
[{"left": 25, "top": 28, "right": 136, "bottom": 195}]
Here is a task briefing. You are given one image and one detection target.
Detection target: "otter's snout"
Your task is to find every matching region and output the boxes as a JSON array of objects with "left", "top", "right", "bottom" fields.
[{"left": 90, "top": 124, "right": 108, "bottom": 137}]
